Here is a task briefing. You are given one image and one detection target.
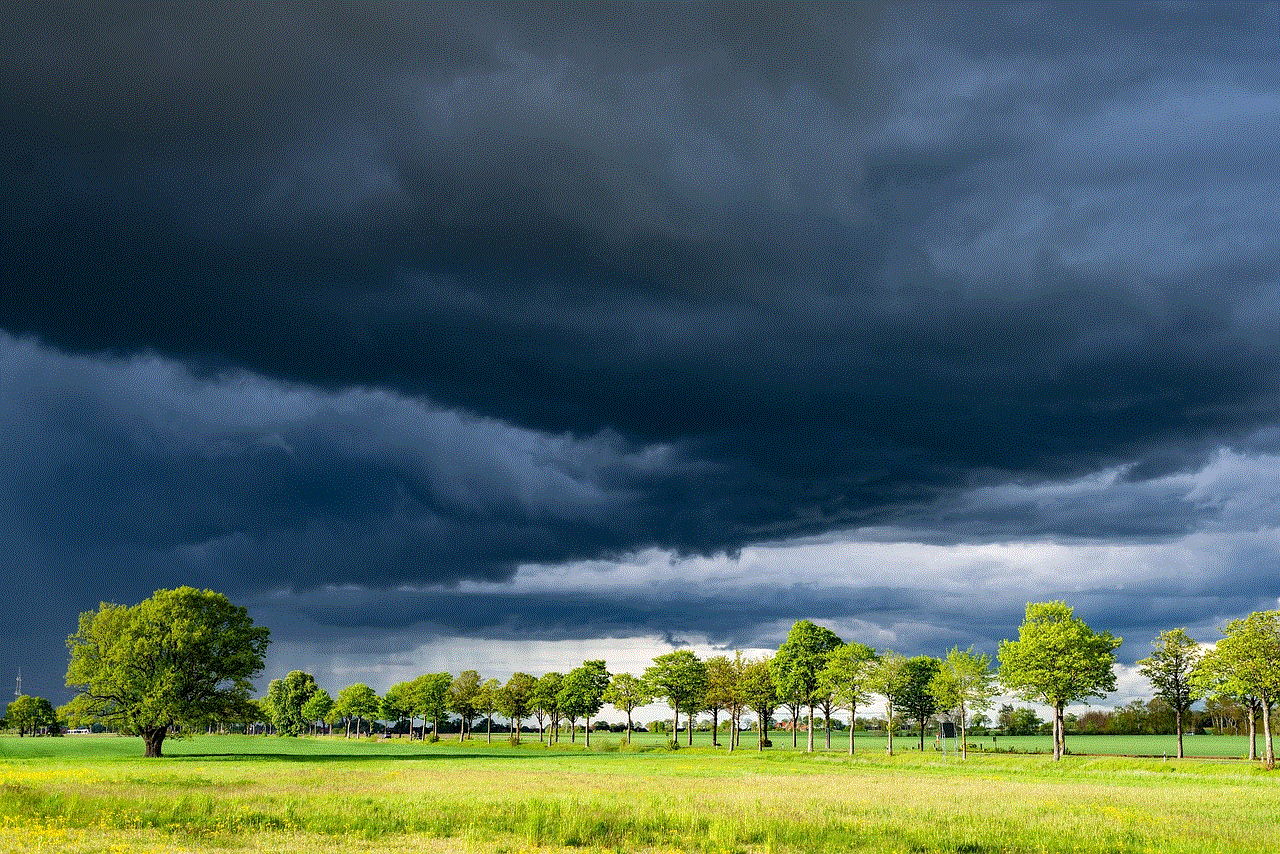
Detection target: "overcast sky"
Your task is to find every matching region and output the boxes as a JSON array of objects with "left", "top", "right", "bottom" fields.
[{"left": 3, "top": 3, "right": 1279, "bottom": 717}]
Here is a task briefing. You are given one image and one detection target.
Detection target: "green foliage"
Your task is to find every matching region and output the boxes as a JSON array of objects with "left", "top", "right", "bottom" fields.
[
  {"left": 265, "top": 670, "right": 320, "bottom": 736},
  {"left": 7, "top": 694, "right": 56, "bottom": 736},
  {"left": 900, "top": 656, "right": 941, "bottom": 747},
  {"left": 532, "top": 671, "right": 564, "bottom": 737},
  {"left": 868, "top": 650, "right": 911, "bottom": 755},
  {"left": 772, "top": 620, "right": 843, "bottom": 711},
  {"left": 999, "top": 601, "right": 1121, "bottom": 707},
  {"left": 410, "top": 672, "right": 452, "bottom": 735},
  {"left": 559, "top": 660, "right": 611, "bottom": 742},
  {"left": 929, "top": 647, "right": 998, "bottom": 758},
  {"left": 1194, "top": 610, "right": 1280, "bottom": 768},
  {"left": 334, "top": 683, "right": 380, "bottom": 736},
  {"left": 998, "top": 601, "right": 1121, "bottom": 760},
  {"left": 300, "top": 689, "right": 333, "bottom": 734},
  {"left": 738, "top": 656, "right": 778, "bottom": 751},
  {"left": 448, "top": 670, "right": 482, "bottom": 737},
  {"left": 1138, "top": 628, "right": 1203, "bottom": 757},
  {"left": 497, "top": 672, "right": 537, "bottom": 740},
  {"left": 63, "top": 586, "right": 269, "bottom": 756},
  {"left": 644, "top": 650, "right": 707, "bottom": 743},
  {"left": 602, "top": 672, "right": 651, "bottom": 741}
]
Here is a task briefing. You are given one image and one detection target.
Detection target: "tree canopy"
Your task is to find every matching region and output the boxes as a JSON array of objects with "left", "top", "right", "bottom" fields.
[
  {"left": 64, "top": 586, "right": 269, "bottom": 757},
  {"left": 998, "top": 601, "right": 1120, "bottom": 761},
  {"left": 1194, "top": 611, "right": 1280, "bottom": 769},
  {"left": 265, "top": 670, "right": 320, "bottom": 737},
  {"left": 559, "top": 660, "right": 610, "bottom": 747},
  {"left": 820, "top": 641, "right": 877, "bottom": 755},
  {"left": 644, "top": 650, "right": 707, "bottom": 747},
  {"left": 772, "top": 620, "right": 843, "bottom": 753},
  {"left": 929, "top": 646, "right": 998, "bottom": 759},
  {"left": 1137, "top": 628, "right": 1202, "bottom": 759}
]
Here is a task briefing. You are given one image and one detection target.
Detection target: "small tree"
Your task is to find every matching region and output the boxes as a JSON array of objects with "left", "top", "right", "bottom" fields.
[
  {"left": 477, "top": 678, "right": 502, "bottom": 744},
  {"left": 534, "top": 672, "right": 564, "bottom": 743},
  {"left": 560, "top": 660, "right": 610, "bottom": 748},
  {"left": 644, "top": 650, "right": 707, "bottom": 747},
  {"left": 869, "top": 651, "right": 910, "bottom": 756},
  {"left": 266, "top": 671, "right": 320, "bottom": 737},
  {"left": 301, "top": 689, "right": 333, "bottom": 736},
  {"left": 772, "top": 620, "right": 843, "bottom": 753},
  {"left": 63, "top": 586, "right": 269, "bottom": 757},
  {"left": 7, "top": 695, "right": 55, "bottom": 737},
  {"left": 929, "top": 646, "right": 998, "bottom": 759},
  {"left": 412, "top": 672, "right": 452, "bottom": 740},
  {"left": 382, "top": 681, "right": 414, "bottom": 737},
  {"left": 334, "top": 683, "right": 380, "bottom": 738},
  {"left": 1137, "top": 628, "right": 1203, "bottom": 759},
  {"left": 998, "top": 601, "right": 1121, "bottom": 761},
  {"left": 602, "top": 673, "right": 651, "bottom": 744},
  {"left": 821, "top": 641, "right": 877, "bottom": 755},
  {"left": 448, "top": 670, "right": 481, "bottom": 741},
  {"left": 739, "top": 656, "right": 778, "bottom": 751},
  {"left": 704, "top": 656, "right": 737, "bottom": 747},
  {"left": 901, "top": 656, "right": 941, "bottom": 751},
  {"left": 497, "top": 672, "right": 536, "bottom": 743}
]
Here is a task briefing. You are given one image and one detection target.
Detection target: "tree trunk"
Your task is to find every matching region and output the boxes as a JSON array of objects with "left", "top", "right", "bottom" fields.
[
  {"left": 688, "top": 714, "right": 693, "bottom": 746},
  {"left": 1249, "top": 704, "right": 1258, "bottom": 760},
  {"left": 486, "top": 714, "right": 492, "bottom": 744},
  {"left": 886, "top": 701, "right": 895, "bottom": 756},
  {"left": 918, "top": 715, "right": 926, "bottom": 751},
  {"left": 1175, "top": 708, "right": 1184, "bottom": 759},
  {"left": 143, "top": 727, "right": 167, "bottom": 758},
  {"left": 826, "top": 714, "right": 832, "bottom": 750},
  {"left": 807, "top": 705, "right": 815, "bottom": 753},
  {"left": 711, "top": 708, "right": 719, "bottom": 746},
  {"left": 1262, "top": 701, "right": 1275, "bottom": 771},
  {"left": 672, "top": 702, "right": 678, "bottom": 747},
  {"left": 758, "top": 713, "right": 765, "bottom": 751},
  {"left": 849, "top": 702, "right": 856, "bottom": 756},
  {"left": 626, "top": 712, "right": 632, "bottom": 744},
  {"left": 585, "top": 716, "right": 591, "bottom": 748}
]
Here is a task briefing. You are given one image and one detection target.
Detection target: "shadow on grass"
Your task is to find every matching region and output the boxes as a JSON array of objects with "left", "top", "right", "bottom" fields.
[{"left": 172, "top": 749, "right": 595, "bottom": 763}]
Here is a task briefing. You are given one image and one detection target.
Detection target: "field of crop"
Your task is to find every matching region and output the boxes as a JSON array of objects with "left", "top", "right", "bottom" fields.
[{"left": 2, "top": 733, "right": 1277, "bottom": 853}]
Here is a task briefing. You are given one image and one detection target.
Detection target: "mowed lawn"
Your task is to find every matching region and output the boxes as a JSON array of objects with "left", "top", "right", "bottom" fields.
[{"left": 2, "top": 734, "right": 1278, "bottom": 854}]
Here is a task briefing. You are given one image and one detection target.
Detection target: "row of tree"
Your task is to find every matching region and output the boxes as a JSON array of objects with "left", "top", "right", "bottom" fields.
[{"left": 53, "top": 587, "right": 1280, "bottom": 768}]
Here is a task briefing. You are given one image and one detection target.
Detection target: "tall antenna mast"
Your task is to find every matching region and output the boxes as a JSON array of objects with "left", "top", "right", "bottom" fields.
[{"left": 14, "top": 668, "right": 21, "bottom": 699}]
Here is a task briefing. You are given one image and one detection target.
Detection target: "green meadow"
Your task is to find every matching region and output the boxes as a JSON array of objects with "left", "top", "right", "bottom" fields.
[{"left": 2, "top": 733, "right": 1277, "bottom": 854}]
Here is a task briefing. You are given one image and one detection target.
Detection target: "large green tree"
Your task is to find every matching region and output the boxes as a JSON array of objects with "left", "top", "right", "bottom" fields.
[
  {"left": 772, "top": 620, "right": 843, "bottom": 753},
  {"left": 644, "top": 650, "right": 707, "bottom": 747},
  {"left": 1137, "top": 628, "right": 1203, "bottom": 759},
  {"left": 1194, "top": 611, "right": 1280, "bottom": 769},
  {"left": 928, "top": 647, "right": 998, "bottom": 759},
  {"left": 602, "top": 672, "right": 651, "bottom": 744},
  {"left": 559, "top": 660, "right": 610, "bottom": 747},
  {"left": 64, "top": 586, "right": 269, "bottom": 757},
  {"left": 998, "top": 601, "right": 1121, "bottom": 761},
  {"left": 820, "top": 641, "right": 877, "bottom": 755},
  {"left": 382, "top": 680, "right": 415, "bottom": 737},
  {"left": 265, "top": 670, "right": 320, "bottom": 737}
]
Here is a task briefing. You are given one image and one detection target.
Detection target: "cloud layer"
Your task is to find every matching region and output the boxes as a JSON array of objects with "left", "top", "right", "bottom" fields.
[{"left": 3, "top": 4, "right": 1279, "bottom": 699}]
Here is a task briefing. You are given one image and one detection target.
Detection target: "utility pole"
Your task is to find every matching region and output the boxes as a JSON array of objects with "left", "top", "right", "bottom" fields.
[{"left": 14, "top": 668, "right": 21, "bottom": 698}]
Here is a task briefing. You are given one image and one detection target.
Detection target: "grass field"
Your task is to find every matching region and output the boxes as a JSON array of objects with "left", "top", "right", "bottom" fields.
[{"left": 2, "top": 733, "right": 1277, "bottom": 853}]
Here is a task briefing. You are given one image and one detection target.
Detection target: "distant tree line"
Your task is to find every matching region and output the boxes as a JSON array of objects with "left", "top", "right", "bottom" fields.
[{"left": 47, "top": 587, "right": 1280, "bottom": 769}]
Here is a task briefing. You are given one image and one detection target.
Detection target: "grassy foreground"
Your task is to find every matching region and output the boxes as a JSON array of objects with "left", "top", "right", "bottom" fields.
[{"left": 2, "top": 734, "right": 1277, "bottom": 854}]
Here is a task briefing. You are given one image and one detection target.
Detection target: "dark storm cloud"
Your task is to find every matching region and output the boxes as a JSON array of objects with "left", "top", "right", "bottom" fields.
[{"left": 4, "top": 4, "right": 1280, "bottom": 695}]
